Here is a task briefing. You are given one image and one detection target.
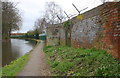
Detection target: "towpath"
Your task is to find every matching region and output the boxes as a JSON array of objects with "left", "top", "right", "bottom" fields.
[{"left": 18, "top": 41, "right": 51, "bottom": 76}]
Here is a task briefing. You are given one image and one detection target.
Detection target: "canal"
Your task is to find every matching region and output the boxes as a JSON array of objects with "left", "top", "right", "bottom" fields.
[{"left": 2, "top": 39, "right": 37, "bottom": 67}]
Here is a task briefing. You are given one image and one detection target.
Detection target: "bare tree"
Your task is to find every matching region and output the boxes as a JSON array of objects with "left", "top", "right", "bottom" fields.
[
  {"left": 2, "top": 1, "right": 22, "bottom": 39},
  {"left": 34, "top": 18, "right": 46, "bottom": 34},
  {"left": 44, "top": 1, "right": 65, "bottom": 25}
]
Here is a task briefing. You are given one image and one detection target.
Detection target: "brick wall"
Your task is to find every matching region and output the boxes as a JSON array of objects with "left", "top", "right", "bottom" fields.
[
  {"left": 71, "top": 2, "right": 120, "bottom": 60},
  {"left": 59, "top": 27, "right": 66, "bottom": 45},
  {"left": 46, "top": 25, "right": 62, "bottom": 46},
  {"left": 100, "top": 2, "right": 120, "bottom": 59},
  {"left": 46, "top": 2, "right": 120, "bottom": 60}
]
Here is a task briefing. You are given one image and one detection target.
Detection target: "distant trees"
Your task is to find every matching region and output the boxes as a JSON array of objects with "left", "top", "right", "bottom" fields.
[
  {"left": 24, "top": 29, "right": 39, "bottom": 39},
  {"left": 2, "top": 1, "right": 22, "bottom": 39},
  {"left": 34, "top": 18, "right": 46, "bottom": 34}
]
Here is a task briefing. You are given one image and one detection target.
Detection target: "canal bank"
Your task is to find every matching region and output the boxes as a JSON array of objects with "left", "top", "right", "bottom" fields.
[
  {"left": 1, "top": 39, "right": 47, "bottom": 76},
  {"left": 17, "top": 41, "right": 51, "bottom": 76}
]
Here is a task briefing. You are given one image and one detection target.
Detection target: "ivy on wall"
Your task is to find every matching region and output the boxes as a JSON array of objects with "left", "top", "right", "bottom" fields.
[{"left": 63, "top": 20, "right": 73, "bottom": 31}]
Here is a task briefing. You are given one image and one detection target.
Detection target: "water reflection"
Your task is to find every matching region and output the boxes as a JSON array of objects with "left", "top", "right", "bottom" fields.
[{"left": 2, "top": 39, "right": 37, "bottom": 67}]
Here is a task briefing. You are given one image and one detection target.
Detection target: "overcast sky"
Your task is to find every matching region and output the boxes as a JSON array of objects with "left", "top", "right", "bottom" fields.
[{"left": 10, "top": 0, "right": 105, "bottom": 33}]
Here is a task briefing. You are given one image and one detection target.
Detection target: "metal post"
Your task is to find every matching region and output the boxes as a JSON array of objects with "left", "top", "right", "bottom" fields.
[
  {"left": 72, "top": 3, "right": 80, "bottom": 14},
  {"left": 57, "top": 15, "right": 62, "bottom": 23},
  {"left": 64, "top": 11, "right": 70, "bottom": 19}
]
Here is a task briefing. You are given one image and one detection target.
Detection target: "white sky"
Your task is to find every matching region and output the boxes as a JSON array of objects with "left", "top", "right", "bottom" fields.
[{"left": 10, "top": 0, "right": 105, "bottom": 33}]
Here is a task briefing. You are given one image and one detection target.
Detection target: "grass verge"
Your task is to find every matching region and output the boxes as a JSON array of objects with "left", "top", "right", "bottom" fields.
[
  {"left": 43, "top": 46, "right": 120, "bottom": 76},
  {"left": 0, "top": 51, "right": 30, "bottom": 76}
]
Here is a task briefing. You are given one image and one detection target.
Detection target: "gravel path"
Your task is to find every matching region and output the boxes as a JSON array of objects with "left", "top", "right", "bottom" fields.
[{"left": 17, "top": 41, "right": 51, "bottom": 76}]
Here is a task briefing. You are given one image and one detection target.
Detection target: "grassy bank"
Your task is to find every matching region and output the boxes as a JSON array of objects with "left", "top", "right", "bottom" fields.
[
  {"left": 0, "top": 52, "right": 30, "bottom": 76},
  {"left": 43, "top": 46, "right": 120, "bottom": 76},
  {"left": 1, "top": 38, "right": 39, "bottom": 77}
]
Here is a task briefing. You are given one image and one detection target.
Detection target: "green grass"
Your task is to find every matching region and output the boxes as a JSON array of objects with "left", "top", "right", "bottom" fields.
[
  {"left": 43, "top": 46, "right": 120, "bottom": 76},
  {"left": 0, "top": 52, "right": 30, "bottom": 76}
]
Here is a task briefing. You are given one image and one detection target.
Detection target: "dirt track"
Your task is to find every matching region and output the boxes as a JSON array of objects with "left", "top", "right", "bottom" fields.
[{"left": 17, "top": 41, "right": 51, "bottom": 76}]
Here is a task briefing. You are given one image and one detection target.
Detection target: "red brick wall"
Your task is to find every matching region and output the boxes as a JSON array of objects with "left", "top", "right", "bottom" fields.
[
  {"left": 58, "top": 2, "right": 120, "bottom": 60},
  {"left": 101, "top": 2, "right": 120, "bottom": 60}
]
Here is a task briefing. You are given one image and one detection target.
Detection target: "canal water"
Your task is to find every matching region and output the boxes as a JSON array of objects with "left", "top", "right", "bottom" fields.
[{"left": 2, "top": 39, "right": 37, "bottom": 67}]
